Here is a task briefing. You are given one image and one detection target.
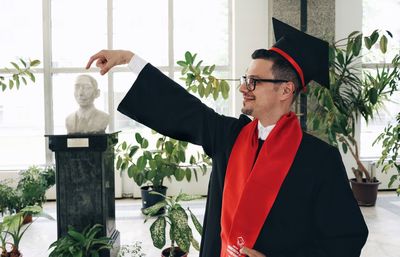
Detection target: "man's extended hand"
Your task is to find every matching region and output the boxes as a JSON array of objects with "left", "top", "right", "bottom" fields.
[
  {"left": 86, "top": 50, "right": 134, "bottom": 75},
  {"left": 240, "top": 247, "right": 266, "bottom": 257}
]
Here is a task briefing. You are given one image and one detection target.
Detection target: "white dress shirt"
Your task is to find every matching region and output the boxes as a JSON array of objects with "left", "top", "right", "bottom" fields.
[{"left": 257, "top": 122, "right": 275, "bottom": 140}]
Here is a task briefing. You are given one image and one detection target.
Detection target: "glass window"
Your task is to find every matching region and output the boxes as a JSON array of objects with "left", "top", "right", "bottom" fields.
[
  {"left": 113, "top": 0, "right": 169, "bottom": 67},
  {"left": 52, "top": 0, "right": 107, "bottom": 68},
  {"left": 0, "top": 76, "right": 45, "bottom": 168},
  {"left": 0, "top": 0, "right": 44, "bottom": 168},
  {"left": 360, "top": 0, "right": 400, "bottom": 158},
  {"left": 0, "top": 0, "right": 43, "bottom": 68},
  {"left": 174, "top": 0, "right": 229, "bottom": 65},
  {"left": 362, "top": 0, "right": 400, "bottom": 63},
  {"left": 0, "top": 0, "right": 231, "bottom": 169}
]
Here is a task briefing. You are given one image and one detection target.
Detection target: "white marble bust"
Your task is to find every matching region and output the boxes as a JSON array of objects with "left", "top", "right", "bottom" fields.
[{"left": 65, "top": 74, "right": 110, "bottom": 134}]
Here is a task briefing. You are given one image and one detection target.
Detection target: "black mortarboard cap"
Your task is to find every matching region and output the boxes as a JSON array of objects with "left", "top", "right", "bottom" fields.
[{"left": 270, "top": 17, "right": 329, "bottom": 89}]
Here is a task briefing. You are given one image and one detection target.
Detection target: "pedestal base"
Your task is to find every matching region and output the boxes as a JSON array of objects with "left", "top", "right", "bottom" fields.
[{"left": 46, "top": 133, "right": 120, "bottom": 257}]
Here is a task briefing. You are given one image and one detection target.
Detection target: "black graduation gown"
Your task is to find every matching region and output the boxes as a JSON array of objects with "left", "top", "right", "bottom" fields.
[{"left": 117, "top": 63, "right": 368, "bottom": 257}]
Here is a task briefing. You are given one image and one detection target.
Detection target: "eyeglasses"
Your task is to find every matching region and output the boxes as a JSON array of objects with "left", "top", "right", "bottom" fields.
[{"left": 240, "top": 76, "right": 288, "bottom": 91}]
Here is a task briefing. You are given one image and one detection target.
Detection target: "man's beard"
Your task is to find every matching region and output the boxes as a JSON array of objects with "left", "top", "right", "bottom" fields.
[{"left": 241, "top": 106, "right": 253, "bottom": 116}]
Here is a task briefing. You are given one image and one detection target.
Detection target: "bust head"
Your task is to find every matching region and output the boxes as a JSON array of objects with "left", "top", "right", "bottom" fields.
[
  {"left": 74, "top": 74, "right": 100, "bottom": 108},
  {"left": 65, "top": 74, "right": 110, "bottom": 134}
]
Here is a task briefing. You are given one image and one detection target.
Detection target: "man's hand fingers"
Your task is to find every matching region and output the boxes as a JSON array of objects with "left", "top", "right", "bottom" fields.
[
  {"left": 100, "top": 64, "right": 111, "bottom": 75},
  {"left": 240, "top": 247, "right": 266, "bottom": 257},
  {"left": 86, "top": 50, "right": 134, "bottom": 75},
  {"left": 86, "top": 50, "right": 107, "bottom": 69}
]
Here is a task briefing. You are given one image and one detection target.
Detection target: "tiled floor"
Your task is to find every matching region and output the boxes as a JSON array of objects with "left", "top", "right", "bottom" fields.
[{"left": 9, "top": 191, "right": 400, "bottom": 257}]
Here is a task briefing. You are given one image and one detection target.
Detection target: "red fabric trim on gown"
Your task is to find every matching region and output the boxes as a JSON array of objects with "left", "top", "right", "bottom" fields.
[{"left": 220, "top": 112, "right": 302, "bottom": 257}]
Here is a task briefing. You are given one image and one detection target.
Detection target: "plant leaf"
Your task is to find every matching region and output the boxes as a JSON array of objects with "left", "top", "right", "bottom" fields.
[
  {"left": 188, "top": 207, "right": 203, "bottom": 235},
  {"left": 380, "top": 35, "right": 388, "bottom": 53},
  {"left": 149, "top": 216, "right": 166, "bottom": 249}
]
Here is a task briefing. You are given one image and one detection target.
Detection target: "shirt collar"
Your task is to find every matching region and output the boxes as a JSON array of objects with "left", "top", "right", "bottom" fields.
[{"left": 257, "top": 121, "right": 276, "bottom": 140}]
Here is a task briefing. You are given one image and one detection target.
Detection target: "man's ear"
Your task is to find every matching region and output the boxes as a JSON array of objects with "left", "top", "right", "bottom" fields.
[{"left": 281, "top": 81, "right": 295, "bottom": 100}]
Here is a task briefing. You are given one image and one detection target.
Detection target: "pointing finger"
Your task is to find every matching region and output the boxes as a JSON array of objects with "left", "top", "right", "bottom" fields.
[{"left": 86, "top": 51, "right": 105, "bottom": 69}]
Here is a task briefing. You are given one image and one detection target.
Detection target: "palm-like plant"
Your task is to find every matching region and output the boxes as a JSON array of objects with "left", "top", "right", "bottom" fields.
[
  {"left": 309, "top": 30, "right": 400, "bottom": 182},
  {"left": 0, "top": 205, "right": 53, "bottom": 257}
]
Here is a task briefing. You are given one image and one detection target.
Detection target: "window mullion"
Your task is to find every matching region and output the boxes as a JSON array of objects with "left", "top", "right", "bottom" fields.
[
  {"left": 43, "top": 0, "right": 54, "bottom": 165},
  {"left": 107, "top": 0, "right": 115, "bottom": 132}
]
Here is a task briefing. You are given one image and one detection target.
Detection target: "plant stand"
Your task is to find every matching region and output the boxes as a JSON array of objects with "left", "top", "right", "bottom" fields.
[{"left": 46, "top": 133, "right": 120, "bottom": 257}]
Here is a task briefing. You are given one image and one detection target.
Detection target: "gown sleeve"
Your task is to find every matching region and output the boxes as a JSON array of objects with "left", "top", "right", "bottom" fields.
[{"left": 117, "top": 63, "right": 248, "bottom": 157}]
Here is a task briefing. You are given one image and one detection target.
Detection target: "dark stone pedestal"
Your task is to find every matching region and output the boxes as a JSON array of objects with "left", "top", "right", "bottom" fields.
[{"left": 46, "top": 133, "right": 120, "bottom": 257}]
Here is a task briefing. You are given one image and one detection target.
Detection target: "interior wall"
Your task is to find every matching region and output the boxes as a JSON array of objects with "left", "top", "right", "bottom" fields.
[{"left": 232, "top": 0, "right": 270, "bottom": 117}]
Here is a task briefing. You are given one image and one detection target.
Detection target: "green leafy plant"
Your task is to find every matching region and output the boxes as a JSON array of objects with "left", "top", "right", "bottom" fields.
[
  {"left": 116, "top": 51, "right": 230, "bottom": 189},
  {"left": 16, "top": 166, "right": 55, "bottom": 209},
  {"left": 143, "top": 192, "right": 203, "bottom": 257},
  {"left": 0, "top": 59, "right": 40, "bottom": 92},
  {"left": 177, "top": 51, "right": 230, "bottom": 100},
  {"left": 48, "top": 224, "right": 113, "bottom": 257},
  {"left": 0, "top": 205, "right": 54, "bottom": 257},
  {"left": 0, "top": 166, "right": 55, "bottom": 215},
  {"left": 374, "top": 112, "right": 400, "bottom": 194},
  {"left": 116, "top": 133, "right": 211, "bottom": 189},
  {"left": 0, "top": 182, "right": 18, "bottom": 216},
  {"left": 308, "top": 30, "right": 400, "bottom": 183}
]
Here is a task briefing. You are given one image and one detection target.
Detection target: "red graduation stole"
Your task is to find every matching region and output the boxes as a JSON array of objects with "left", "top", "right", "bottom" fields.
[{"left": 220, "top": 112, "right": 302, "bottom": 257}]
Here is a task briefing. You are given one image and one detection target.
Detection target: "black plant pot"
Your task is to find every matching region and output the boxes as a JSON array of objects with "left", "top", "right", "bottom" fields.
[
  {"left": 161, "top": 247, "right": 188, "bottom": 257},
  {"left": 141, "top": 185, "right": 167, "bottom": 215},
  {"left": 350, "top": 178, "right": 381, "bottom": 206}
]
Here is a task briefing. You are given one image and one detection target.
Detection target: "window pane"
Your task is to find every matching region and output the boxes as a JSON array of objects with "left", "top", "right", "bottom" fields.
[
  {"left": 113, "top": 72, "right": 142, "bottom": 131},
  {"left": 0, "top": 76, "right": 45, "bottom": 168},
  {"left": 360, "top": 1, "right": 400, "bottom": 158},
  {"left": 362, "top": 0, "right": 400, "bottom": 63},
  {"left": 52, "top": 0, "right": 107, "bottom": 67},
  {"left": 0, "top": 0, "right": 42, "bottom": 68},
  {"left": 52, "top": 73, "right": 109, "bottom": 134},
  {"left": 113, "top": 0, "right": 168, "bottom": 66},
  {"left": 360, "top": 82, "right": 400, "bottom": 158},
  {"left": 174, "top": 0, "right": 229, "bottom": 65},
  {"left": 173, "top": 71, "right": 232, "bottom": 115}
]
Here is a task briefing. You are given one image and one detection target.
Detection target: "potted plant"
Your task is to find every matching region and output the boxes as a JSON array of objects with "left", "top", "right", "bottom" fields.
[
  {"left": 116, "top": 51, "right": 230, "bottom": 211},
  {"left": 16, "top": 166, "right": 55, "bottom": 208},
  {"left": 374, "top": 112, "right": 400, "bottom": 195},
  {"left": 308, "top": 30, "right": 400, "bottom": 206},
  {"left": 116, "top": 132, "right": 210, "bottom": 214},
  {"left": 0, "top": 59, "right": 40, "bottom": 92},
  {"left": 143, "top": 192, "right": 203, "bottom": 257},
  {"left": 0, "top": 205, "right": 54, "bottom": 257},
  {"left": 0, "top": 182, "right": 18, "bottom": 217},
  {"left": 17, "top": 166, "right": 55, "bottom": 223},
  {"left": 48, "top": 224, "right": 113, "bottom": 257},
  {"left": 0, "top": 166, "right": 55, "bottom": 220}
]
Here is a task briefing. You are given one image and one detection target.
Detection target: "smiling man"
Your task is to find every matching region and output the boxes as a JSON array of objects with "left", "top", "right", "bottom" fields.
[{"left": 86, "top": 18, "right": 368, "bottom": 257}]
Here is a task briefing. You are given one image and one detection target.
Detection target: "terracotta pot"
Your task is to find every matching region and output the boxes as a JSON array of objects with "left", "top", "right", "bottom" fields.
[
  {"left": 161, "top": 247, "right": 188, "bottom": 257},
  {"left": 22, "top": 214, "right": 32, "bottom": 225},
  {"left": 350, "top": 178, "right": 381, "bottom": 206}
]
